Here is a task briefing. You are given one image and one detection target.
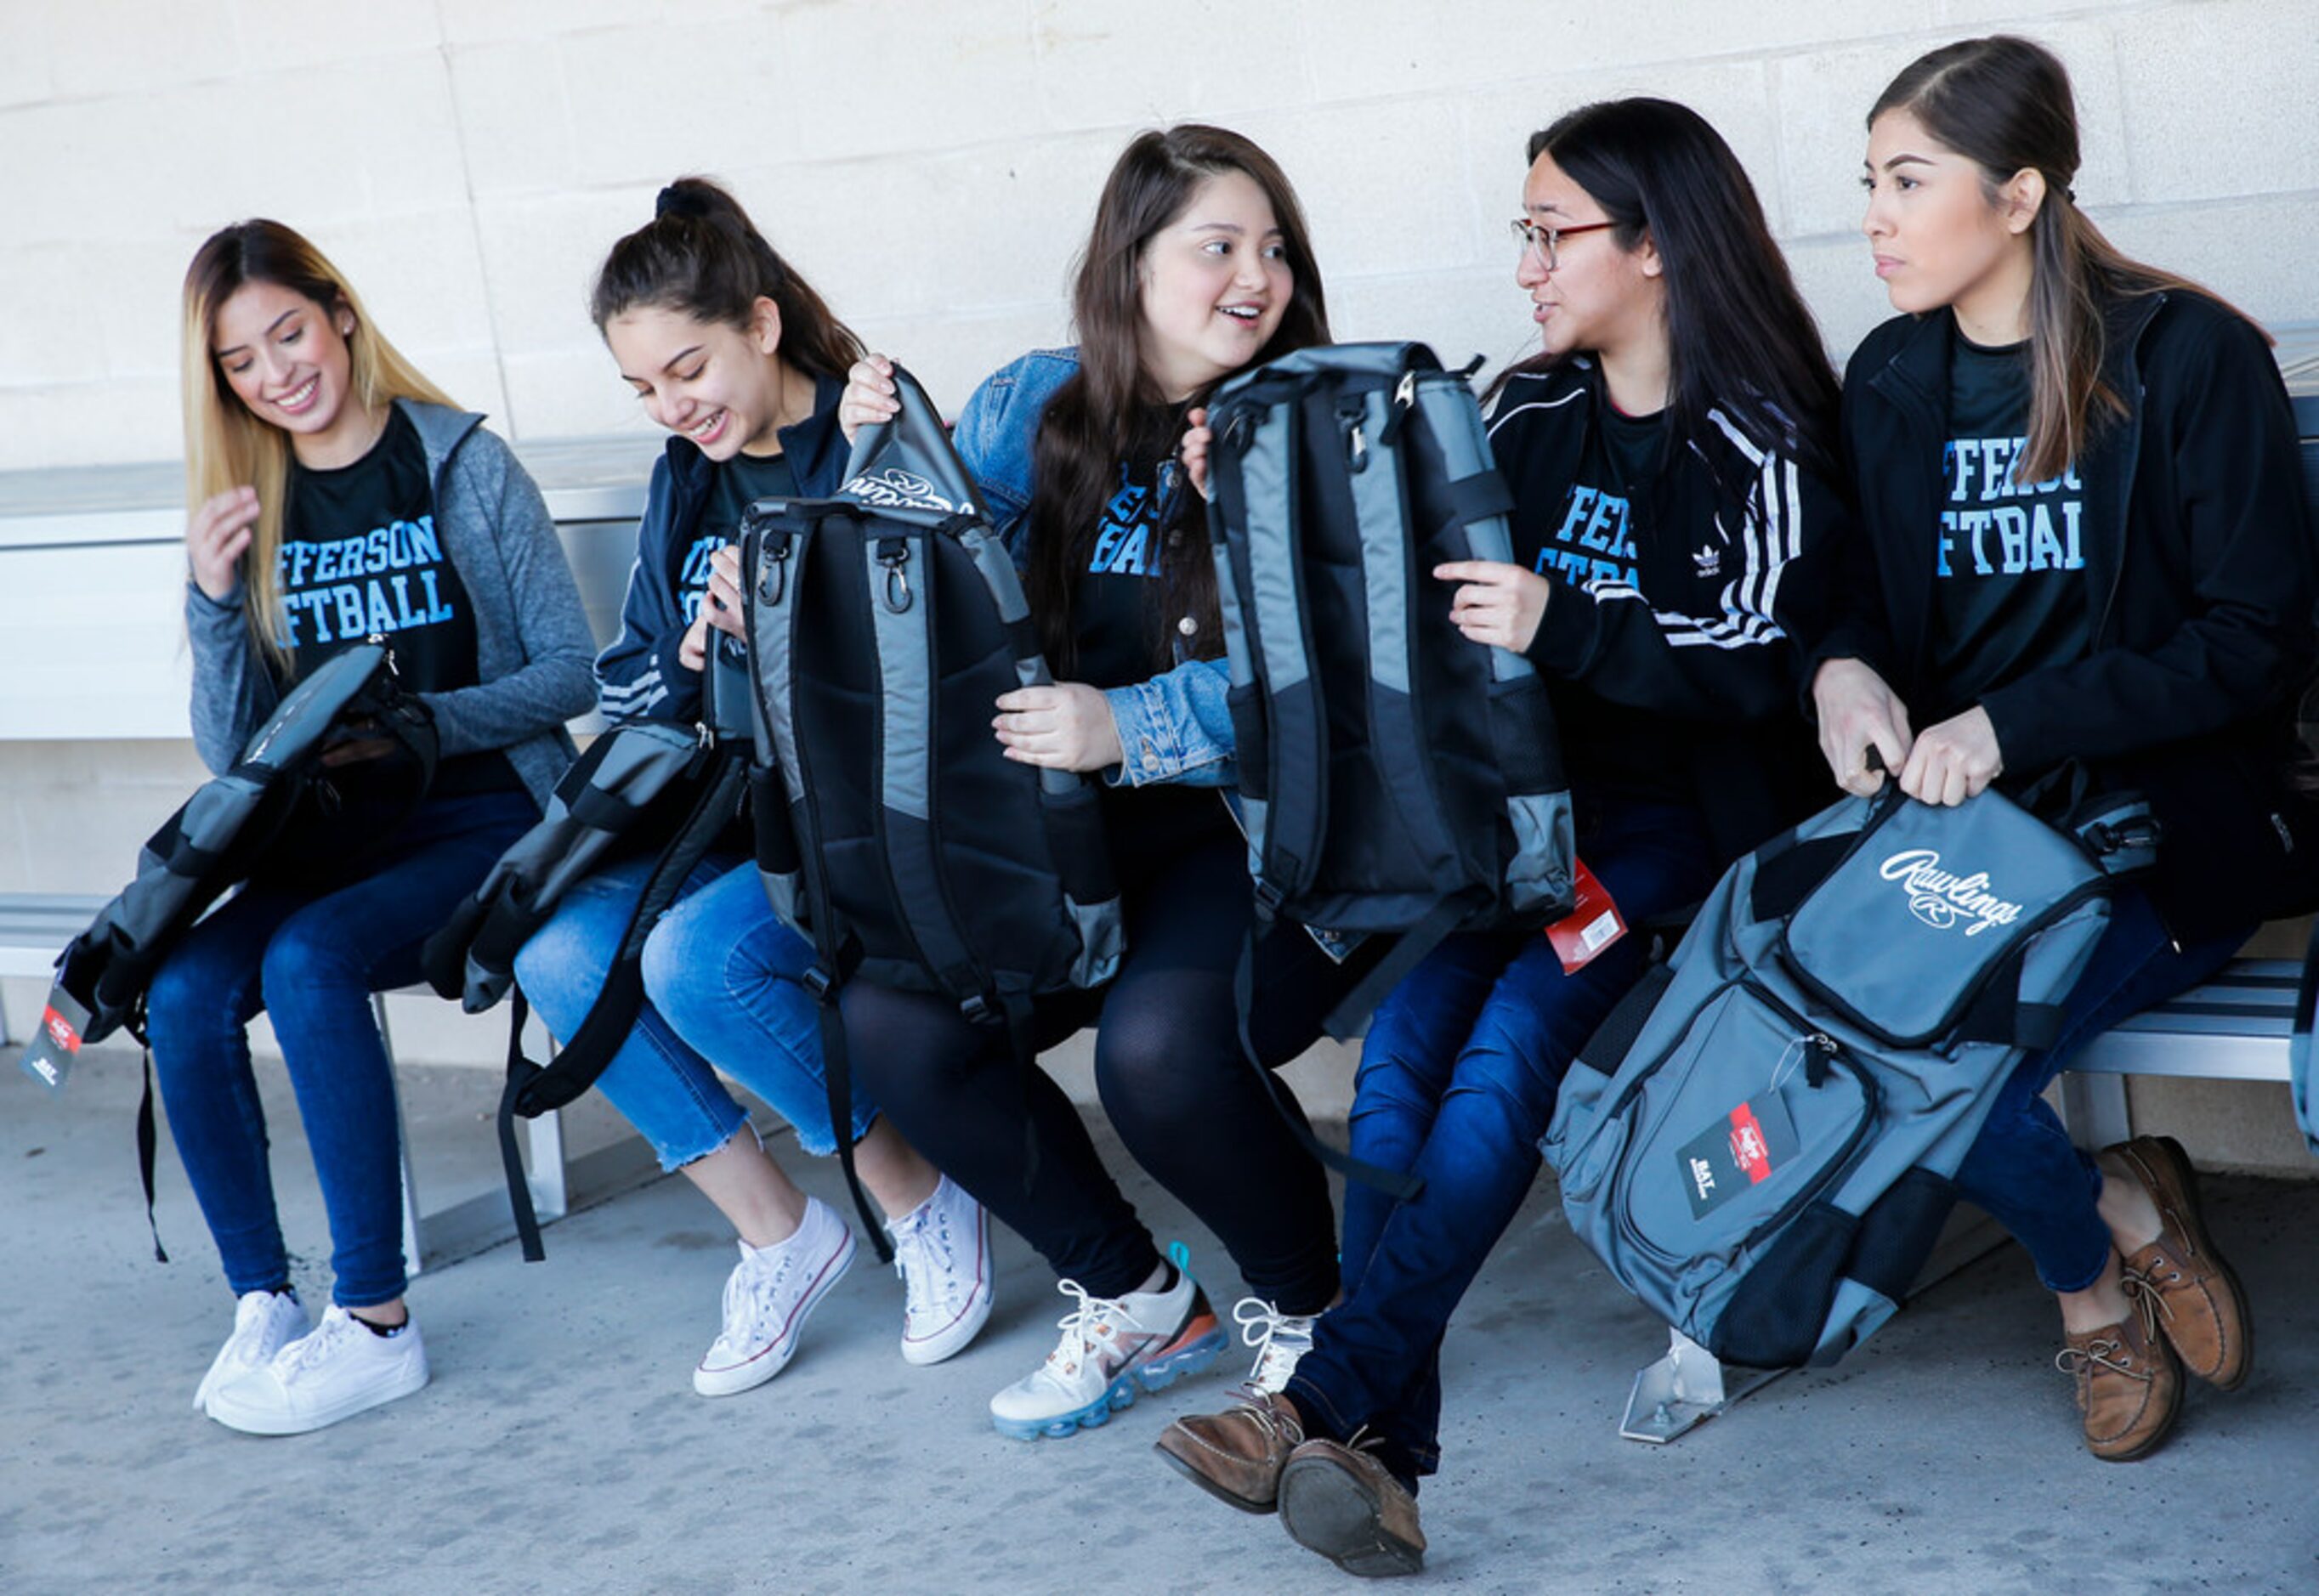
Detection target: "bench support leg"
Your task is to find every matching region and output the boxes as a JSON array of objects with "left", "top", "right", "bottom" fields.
[
  {"left": 372, "top": 993, "right": 428, "bottom": 1282},
  {"left": 1620, "top": 1330, "right": 1787, "bottom": 1443},
  {"left": 2061, "top": 1072, "right": 2132, "bottom": 1152}
]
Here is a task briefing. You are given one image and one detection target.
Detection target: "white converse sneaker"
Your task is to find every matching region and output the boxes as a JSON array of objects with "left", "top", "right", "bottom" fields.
[
  {"left": 989, "top": 1245, "right": 1228, "bottom": 1440},
  {"left": 889, "top": 1174, "right": 995, "bottom": 1367},
  {"left": 205, "top": 1305, "right": 428, "bottom": 1435},
  {"left": 193, "top": 1288, "right": 311, "bottom": 1412},
  {"left": 695, "top": 1197, "right": 856, "bottom": 1397},
  {"left": 1235, "top": 1297, "right": 1319, "bottom": 1395}
]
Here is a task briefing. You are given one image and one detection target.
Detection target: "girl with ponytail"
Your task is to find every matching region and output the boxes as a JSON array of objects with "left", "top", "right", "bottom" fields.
[
  {"left": 512, "top": 178, "right": 993, "bottom": 1398},
  {"left": 1812, "top": 36, "right": 2313, "bottom": 1460}
]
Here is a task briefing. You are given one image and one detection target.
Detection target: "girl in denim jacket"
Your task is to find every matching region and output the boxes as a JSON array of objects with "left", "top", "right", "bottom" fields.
[
  {"left": 841, "top": 125, "right": 1364, "bottom": 1443},
  {"left": 513, "top": 179, "right": 993, "bottom": 1400}
]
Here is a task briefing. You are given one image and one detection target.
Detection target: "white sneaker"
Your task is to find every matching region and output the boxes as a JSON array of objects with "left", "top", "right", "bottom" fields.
[
  {"left": 1235, "top": 1297, "right": 1319, "bottom": 1395},
  {"left": 193, "top": 1288, "right": 311, "bottom": 1412},
  {"left": 205, "top": 1305, "right": 428, "bottom": 1435},
  {"left": 889, "top": 1174, "right": 995, "bottom": 1367},
  {"left": 695, "top": 1197, "right": 856, "bottom": 1397},
  {"left": 989, "top": 1247, "right": 1228, "bottom": 1440}
]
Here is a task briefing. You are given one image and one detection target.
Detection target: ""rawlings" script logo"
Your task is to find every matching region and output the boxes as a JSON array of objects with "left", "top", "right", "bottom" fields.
[
  {"left": 1878, "top": 848, "right": 2023, "bottom": 937},
  {"left": 844, "top": 468, "right": 956, "bottom": 512}
]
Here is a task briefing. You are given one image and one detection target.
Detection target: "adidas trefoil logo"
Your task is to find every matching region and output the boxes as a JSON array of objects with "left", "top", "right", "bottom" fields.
[{"left": 1692, "top": 544, "right": 1721, "bottom": 577}]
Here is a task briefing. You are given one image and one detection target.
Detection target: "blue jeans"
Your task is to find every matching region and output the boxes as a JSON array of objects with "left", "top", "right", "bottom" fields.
[
  {"left": 512, "top": 855, "right": 876, "bottom": 1167},
  {"left": 1287, "top": 803, "right": 1719, "bottom": 1481},
  {"left": 1951, "top": 887, "right": 2248, "bottom": 1292},
  {"left": 147, "top": 789, "right": 536, "bottom": 1308}
]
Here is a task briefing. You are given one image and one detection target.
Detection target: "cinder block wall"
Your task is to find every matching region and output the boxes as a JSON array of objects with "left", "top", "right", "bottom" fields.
[
  {"left": 2, "top": 1, "right": 2314, "bottom": 1172},
  {"left": 2, "top": 0, "right": 2314, "bottom": 468}
]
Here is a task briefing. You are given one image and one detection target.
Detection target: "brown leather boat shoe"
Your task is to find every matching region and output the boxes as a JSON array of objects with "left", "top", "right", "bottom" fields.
[
  {"left": 1154, "top": 1392, "right": 1304, "bottom": 1514},
  {"left": 2058, "top": 1299, "right": 2182, "bottom": 1462},
  {"left": 1278, "top": 1435, "right": 1426, "bottom": 1577},
  {"left": 2106, "top": 1135, "right": 2253, "bottom": 1389}
]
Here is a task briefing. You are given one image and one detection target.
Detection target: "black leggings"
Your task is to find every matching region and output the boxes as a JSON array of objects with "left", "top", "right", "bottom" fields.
[{"left": 842, "top": 834, "right": 1352, "bottom": 1310}]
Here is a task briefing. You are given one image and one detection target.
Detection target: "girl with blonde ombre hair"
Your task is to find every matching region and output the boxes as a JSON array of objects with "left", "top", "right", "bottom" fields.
[{"left": 155, "top": 218, "right": 596, "bottom": 1435}]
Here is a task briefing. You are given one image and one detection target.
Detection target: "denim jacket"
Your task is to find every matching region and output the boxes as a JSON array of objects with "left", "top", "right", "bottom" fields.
[{"left": 952, "top": 348, "right": 1235, "bottom": 790}]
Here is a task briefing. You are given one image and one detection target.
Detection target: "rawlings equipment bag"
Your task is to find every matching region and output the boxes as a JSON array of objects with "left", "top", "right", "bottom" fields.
[
  {"left": 1543, "top": 784, "right": 2157, "bottom": 1371},
  {"left": 1203, "top": 341, "right": 1575, "bottom": 1031},
  {"left": 420, "top": 664, "right": 752, "bottom": 1260},
  {"left": 740, "top": 362, "right": 1123, "bottom": 1231}
]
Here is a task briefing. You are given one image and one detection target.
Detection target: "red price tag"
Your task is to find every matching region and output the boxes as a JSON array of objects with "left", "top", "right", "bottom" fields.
[{"left": 1545, "top": 857, "right": 1625, "bottom": 974}]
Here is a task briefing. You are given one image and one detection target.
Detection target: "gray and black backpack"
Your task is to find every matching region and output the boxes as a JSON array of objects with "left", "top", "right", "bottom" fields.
[
  {"left": 1203, "top": 342, "right": 1575, "bottom": 1027},
  {"left": 21, "top": 640, "right": 437, "bottom": 1257},
  {"left": 421, "top": 690, "right": 751, "bottom": 1260},
  {"left": 740, "top": 364, "right": 1125, "bottom": 1231},
  {"left": 1543, "top": 784, "right": 2157, "bottom": 1371}
]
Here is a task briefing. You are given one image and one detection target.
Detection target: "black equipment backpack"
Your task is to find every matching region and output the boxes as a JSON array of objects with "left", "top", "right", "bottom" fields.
[
  {"left": 740, "top": 363, "right": 1124, "bottom": 1232},
  {"left": 1200, "top": 342, "right": 1577, "bottom": 1196},
  {"left": 419, "top": 667, "right": 753, "bottom": 1261},
  {"left": 1203, "top": 342, "right": 1576, "bottom": 1025},
  {"left": 20, "top": 641, "right": 436, "bottom": 1257}
]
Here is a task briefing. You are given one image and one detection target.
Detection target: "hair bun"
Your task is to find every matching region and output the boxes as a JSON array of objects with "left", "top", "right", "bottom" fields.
[{"left": 655, "top": 183, "right": 709, "bottom": 220}]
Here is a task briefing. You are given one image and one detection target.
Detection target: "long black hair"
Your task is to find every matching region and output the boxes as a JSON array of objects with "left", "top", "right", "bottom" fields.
[
  {"left": 590, "top": 176, "right": 864, "bottom": 381},
  {"left": 1028, "top": 125, "right": 1330, "bottom": 671},
  {"left": 1496, "top": 98, "right": 1840, "bottom": 478}
]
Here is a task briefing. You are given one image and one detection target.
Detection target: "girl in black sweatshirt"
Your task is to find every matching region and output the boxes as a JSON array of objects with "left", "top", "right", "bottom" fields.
[
  {"left": 1813, "top": 36, "right": 2312, "bottom": 1462},
  {"left": 1159, "top": 99, "right": 1843, "bottom": 1576}
]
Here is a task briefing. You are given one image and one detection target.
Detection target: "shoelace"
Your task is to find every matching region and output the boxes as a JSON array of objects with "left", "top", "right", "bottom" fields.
[
  {"left": 2119, "top": 1270, "right": 2168, "bottom": 1337},
  {"left": 2055, "top": 1337, "right": 2150, "bottom": 1384},
  {"left": 2123, "top": 1254, "right": 2186, "bottom": 1307},
  {"left": 1042, "top": 1280, "right": 1153, "bottom": 1378},
  {"left": 280, "top": 1312, "right": 364, "bottom": 1378},
  {"left": 1234, "top": 1297, "right": 1317, "bottom": 1393},
  {"left": 890, "top": 1202, "right": 965, "bottom": 1318},
  {"left": 1228, "top": 1392, "right": 1306, "bottom": 1449},
  {"left": 722, "top": 1248, "right": 798, "bottom": 1346}
]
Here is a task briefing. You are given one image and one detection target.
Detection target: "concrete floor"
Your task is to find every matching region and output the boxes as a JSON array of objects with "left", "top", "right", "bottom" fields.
[{"left": 5, "top": 1044, "right": 2316, "bottom": 1595}]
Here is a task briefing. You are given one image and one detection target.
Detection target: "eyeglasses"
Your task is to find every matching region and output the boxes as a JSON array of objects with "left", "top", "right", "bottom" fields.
[{"left": 1509, "top": 217, "right": 1617, "bottom": 271}]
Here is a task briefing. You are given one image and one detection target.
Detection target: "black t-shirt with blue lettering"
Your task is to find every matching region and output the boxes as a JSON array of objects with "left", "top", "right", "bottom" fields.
[
  {"left": 279, "top": 406, "right": 517, "bottom": 794},
  {"left": 689, "top": 450, "right": 800, "bottom": 624},
  {"left": 1066, "top": 457, "right": 1230, "bottom": 874},
  {"left": 1514, "top": 405, "right": 1687, "bottom": 808},
  {"left": 1925, "top": 335, "right": 2089, "bottom": 722}
]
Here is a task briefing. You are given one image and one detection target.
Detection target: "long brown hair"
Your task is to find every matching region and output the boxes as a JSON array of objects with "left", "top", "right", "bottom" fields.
[
  {"left": 1870, "top": 36, "right": 2253, "bottom": 483},
  {"left": 590, "top": 176, "right": 864, "bottom": 382},
  {"left": 1029, "top": 125, "right": 1330, "bottom": 670},
  {"left": 182, "top": 220, "right": 457, "bottom": 665}
]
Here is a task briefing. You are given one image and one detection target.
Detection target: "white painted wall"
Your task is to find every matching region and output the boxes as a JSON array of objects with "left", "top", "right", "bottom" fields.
[
  {"left": 0, "top": 0, "right": 2314, "bottom": 473},
  {"left": 3, "top": 1, "right": 2317, "bottom": 1176}
]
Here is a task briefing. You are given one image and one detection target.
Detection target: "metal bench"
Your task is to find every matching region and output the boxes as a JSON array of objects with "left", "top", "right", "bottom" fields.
[{"left": 0, "top": 891, "right": 595, "bottom": 1276}]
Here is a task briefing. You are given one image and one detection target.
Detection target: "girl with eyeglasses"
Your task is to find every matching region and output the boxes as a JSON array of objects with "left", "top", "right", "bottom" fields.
[
  {"left": 1159, "top": 99, "right": 1844, "bottom": 1575},
  {"left": 1811, "top": 35, "right": 2310, "bottom": 1460},
  {"left": 158, "top": 219, "right": 598, "bottom": 1434},
  {"left": 512, "top": 178, "right": 992, "bottom": 1399},
  {"left": 841, "top": 124, "right": 1365, "bottom": 1443}
]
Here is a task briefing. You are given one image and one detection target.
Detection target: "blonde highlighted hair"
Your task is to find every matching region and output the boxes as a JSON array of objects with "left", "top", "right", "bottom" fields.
[{"left": 180, "top": 220, "right": 456, "bottom": 663}]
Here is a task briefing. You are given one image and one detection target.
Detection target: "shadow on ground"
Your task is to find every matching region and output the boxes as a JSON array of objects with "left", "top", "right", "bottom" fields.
[{"left": 4, "top": 1046, "right": 2315, "bottom": 1593}]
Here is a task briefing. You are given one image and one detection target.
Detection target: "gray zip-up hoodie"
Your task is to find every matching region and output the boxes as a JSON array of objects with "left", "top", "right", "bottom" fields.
[{"left": 184, "top": 399, "right": 597, "bottom": 807}]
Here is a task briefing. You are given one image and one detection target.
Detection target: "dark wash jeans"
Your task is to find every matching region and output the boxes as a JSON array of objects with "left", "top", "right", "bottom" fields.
[
  {"left": 147, "top": 789, "right": 534, "bottom": 1308},
  {"left": 1287, "top": 801, "right": 1718, "bottom": 1484},
  {"left": 1951, "top": 885, "right": 2247, "bottom": 1293}
]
